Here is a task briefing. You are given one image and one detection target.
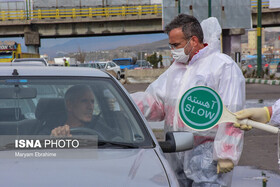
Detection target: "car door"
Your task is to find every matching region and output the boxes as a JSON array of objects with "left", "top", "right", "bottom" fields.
[{"left": 106, "top": 62, "right": 115, "bottom": 74}]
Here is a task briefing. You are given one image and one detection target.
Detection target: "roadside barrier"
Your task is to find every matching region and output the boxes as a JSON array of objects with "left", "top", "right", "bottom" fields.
[
  {"left": 125, "top": 68, "right": 167, "bottom": 84},
  {"left": 246, "top": 78, "right": 280, "bottom": 85}
]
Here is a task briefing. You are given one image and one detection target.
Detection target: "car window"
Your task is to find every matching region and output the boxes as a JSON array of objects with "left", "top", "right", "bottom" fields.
[
  {"left": 98, "top": 63, "right": 106, "bottom": 69},
  {"left": 0, "top": 77, "right": 153, "bottom": 148},
  {"left": 110, "top": 62, "right": 116, "bottom": 67}
]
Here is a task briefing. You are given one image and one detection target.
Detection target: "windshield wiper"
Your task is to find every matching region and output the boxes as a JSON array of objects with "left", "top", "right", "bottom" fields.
[
  {"left": 98, "top": 140, "right": 139, "bottom": 149},
  {"left": 0, "top": 142, "right": 17, "bottom": 151}
]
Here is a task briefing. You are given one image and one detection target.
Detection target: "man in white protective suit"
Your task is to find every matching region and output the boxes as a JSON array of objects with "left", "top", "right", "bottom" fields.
[
  {"left": 131, "top": 14, "right": 245, "bottom": 186},
  {"left": 234, "top": 99, "right": 280, "bottom": 130}
]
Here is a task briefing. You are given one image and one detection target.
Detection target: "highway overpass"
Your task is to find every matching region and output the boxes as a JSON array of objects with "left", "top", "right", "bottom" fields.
[
  {"left": 0, "top": 5, "right": 163, "bottom": 53},
  {"left": 0, "top": 1, "right": 280, "bottom": 54}
]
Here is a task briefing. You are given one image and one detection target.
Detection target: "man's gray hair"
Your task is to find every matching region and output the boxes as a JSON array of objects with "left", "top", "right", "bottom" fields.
[
  {"left": 164, "top": 14, "right": 204, "bottom": 43},
  {"left": 64, "top": 85, "right": 93, "bottom": 103}
]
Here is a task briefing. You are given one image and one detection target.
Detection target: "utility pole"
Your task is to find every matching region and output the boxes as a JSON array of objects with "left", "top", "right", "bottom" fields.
[
  {"left": 257, "top": 0, "right": 262, "bottom": 77},
  {"left": 208, "top": 0, "right": 211, "bottom": 17},
  {"left": 178, "top": 0, "right": 181, "bottom": 14},
  {"left": 25, "top": 0, "right": 29, "bottom": 19}
]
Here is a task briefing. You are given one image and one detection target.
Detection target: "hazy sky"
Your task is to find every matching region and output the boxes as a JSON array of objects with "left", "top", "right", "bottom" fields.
[{"left": 1, "top": 33, "right": 168, "bottom": 54}]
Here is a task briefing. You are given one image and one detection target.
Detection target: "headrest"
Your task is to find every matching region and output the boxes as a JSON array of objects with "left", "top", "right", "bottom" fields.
[
  {"left": 0, "top": 108, "right": 24, "bottom": 121},
  {"left": 35, "top": 98, "right": 67, "bottom": 122}
]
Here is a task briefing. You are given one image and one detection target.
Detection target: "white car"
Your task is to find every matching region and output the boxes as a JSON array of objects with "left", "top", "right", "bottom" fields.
[
  {"left": 12, "top": 58, "right": 49, "bottom": 66},
  {"left": 96, "top": 61, "right": 122, "bottom": 80},
  {"left": 0, "top": 66, "right": 193, "bottom": 186}
]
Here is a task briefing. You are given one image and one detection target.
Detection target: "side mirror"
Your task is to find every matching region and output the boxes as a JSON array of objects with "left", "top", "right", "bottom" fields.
[
  {"left": 159, "top": 131, "right": 194, "bottom": 153},
  {"left": 107, "top": 66, "right": 111, "bottom": 69}
]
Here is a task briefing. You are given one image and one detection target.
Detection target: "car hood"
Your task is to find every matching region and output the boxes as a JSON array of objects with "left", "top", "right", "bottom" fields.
[{"left": 0, "top": 149, "right": 171, "bottom": 186}]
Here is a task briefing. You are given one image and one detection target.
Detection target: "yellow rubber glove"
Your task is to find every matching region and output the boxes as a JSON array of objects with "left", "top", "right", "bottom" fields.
[
  {"left": 217, "top": 159, "right": 234, "bottom": 174},
  {"left": 233, "top": 123, "right": 252, "bottom": 131},
  {"left": 234, "top": 107, "right": 270, "bottom": 130}
]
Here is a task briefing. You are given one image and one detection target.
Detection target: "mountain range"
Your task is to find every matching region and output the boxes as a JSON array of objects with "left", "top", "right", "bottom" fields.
[
  {"left": 39, "top": 33, "right": 169, "bottom": 58},
  {"left": 4, "top": 33, "right": 169, "bottom": 59}
]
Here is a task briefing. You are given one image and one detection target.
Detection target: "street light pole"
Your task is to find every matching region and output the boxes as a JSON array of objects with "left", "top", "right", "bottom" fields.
[
  {"left": 208, "top": 0, "right": 211, "bottom": 17},
  {"left": 25, "top": 0, "right": 29, "bottom": 19},
  {"left": 178, "top": 0, "right": 181, "bottom": 14},
  {"left": 257, "top": 0, "right": 262, "bottom": 77}
]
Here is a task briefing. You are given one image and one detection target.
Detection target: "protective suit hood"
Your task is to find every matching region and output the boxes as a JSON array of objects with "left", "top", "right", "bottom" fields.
[
  {"left": 173, "top": 17, "right": 221, "bottom": 66},
  {"left": 201, "top": 17, "right": 222, "bottom": 51},
  {"left": 271, "top": 99, "right": 280, "bottom": 125}
]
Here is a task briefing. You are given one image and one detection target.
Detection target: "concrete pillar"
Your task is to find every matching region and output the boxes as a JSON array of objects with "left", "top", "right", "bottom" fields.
[
  {"left": 24, "top": 31, "right": 40, "bottom": 54},
  {"left": 26, "top": 45, "right": 40, "bottom": 54},
  {"left": 222, "top": 28, "right": 245, "bottom": 61}
]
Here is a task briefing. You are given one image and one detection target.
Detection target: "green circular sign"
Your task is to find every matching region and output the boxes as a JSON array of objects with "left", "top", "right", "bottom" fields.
[{"left": 179, "top": 86, "right": 223, "bottom": 131}]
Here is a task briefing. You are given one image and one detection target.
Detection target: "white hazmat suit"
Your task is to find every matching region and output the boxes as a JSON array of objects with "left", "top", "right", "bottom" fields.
[
  {"left": 131, "top": 17, "right": 245, "bottom": 186},
  {"left": 271, "top": 99, "right": 280, "bottom": 125}
]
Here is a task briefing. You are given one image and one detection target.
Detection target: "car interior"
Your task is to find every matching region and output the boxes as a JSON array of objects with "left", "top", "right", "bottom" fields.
[{"left": 0, "top": 81, "right": 147, "bottom": 146}]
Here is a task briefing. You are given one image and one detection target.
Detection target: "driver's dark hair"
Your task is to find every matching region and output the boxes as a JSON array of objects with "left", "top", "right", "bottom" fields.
[
  {"left": 164, "top": 14, "right": 204, "bottom": 43},
  {"left": 64, "top": 85, "right": 93, "bottom": 104}
]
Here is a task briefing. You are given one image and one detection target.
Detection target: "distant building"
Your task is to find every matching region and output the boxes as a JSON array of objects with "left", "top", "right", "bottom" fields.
[{"left": 247, "top": 29, "right": 266, "bottom": 55}]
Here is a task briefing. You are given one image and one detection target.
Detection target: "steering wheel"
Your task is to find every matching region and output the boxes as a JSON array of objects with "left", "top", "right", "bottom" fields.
[{"left": 70, "top": 127, "right": 106, "bottom": 140}]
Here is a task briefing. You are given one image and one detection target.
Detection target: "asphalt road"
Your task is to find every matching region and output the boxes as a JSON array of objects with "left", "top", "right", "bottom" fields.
[
  {"left": 123, "top": 83, "right": 280, "bottom": 175},
  {"left": 245, "top": 84, "right": 280, "bottom": 100}
]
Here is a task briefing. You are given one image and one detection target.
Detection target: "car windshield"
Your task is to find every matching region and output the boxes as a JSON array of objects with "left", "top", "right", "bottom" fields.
[
  {"left": 136, "top": 60, "right": 149, "bottom": 66},
  {"left": 244, "top": 58, "right": 268, "bottom": 66},
  {"left": 0, "top": 51, "right": 13, "bottom": 58},
  {"left": 97, "top": 63, "right": 106, "bottom": 69},
  {"left": 113, "top": 60, "right": 131, "bottom": 65},
  {"left": 78, "top": 63, "right": 91, "bottom": 67},
  {"left": 0, "top": 77, "right": 153, "bottom": 149}
]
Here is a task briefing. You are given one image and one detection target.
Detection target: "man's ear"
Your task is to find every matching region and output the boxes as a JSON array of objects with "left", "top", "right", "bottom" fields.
[
  {"left": 66, "top": 100, "right": 73, "bottom": 112},
  {"left": 191, "top": 36, "right": 200, "bottom": 47}
]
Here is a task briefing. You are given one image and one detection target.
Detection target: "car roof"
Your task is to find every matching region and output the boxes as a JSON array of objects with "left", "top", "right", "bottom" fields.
[
  {"left": 95, "top": 61, "right": 111, "bottom": 63},
  {"left": 0, "top": 66, "right": 110, "bottom": 78},
  {"left": 13, "top": 58, "right": 46, "bottom": 61},
  {"left": 0, "top": 62, "right": 46, "bottom": 66},
  {"left": 113, "top": 58, "right": 131, "bottom": 60},
  {"left": 13, "top": 58, "right": 48, "bottom": 66}
]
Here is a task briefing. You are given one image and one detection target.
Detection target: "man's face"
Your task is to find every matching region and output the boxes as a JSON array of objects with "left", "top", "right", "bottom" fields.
[
  {"left": 68, "top": 90, "right": 95, "bottom": 124},
  {"left": 169, "top": 28, "right": 193, "bottom": 55}
]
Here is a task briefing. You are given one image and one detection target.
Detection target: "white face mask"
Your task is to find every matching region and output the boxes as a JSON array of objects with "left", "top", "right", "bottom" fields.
[{"left": 171, "top": 39, "right": 192, "bottom": 64}]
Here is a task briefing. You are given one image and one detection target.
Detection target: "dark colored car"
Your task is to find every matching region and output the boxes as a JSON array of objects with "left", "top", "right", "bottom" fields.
[
  {"left": 277, "top": 62, "right": 280, "bottom": 72},
  {"left": 135, "top": 60, "right": 153, "bottom": 69},
  {"left": 241, "top": 57, "right": 269, "bottom": 76}
]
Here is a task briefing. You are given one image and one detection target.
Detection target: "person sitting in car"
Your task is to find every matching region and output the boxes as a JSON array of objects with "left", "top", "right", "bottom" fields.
[{"left": 50, "top": 85, "right": 113, "bottom": 138}]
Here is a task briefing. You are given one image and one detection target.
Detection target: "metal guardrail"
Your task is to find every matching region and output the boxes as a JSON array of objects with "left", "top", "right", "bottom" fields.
[
  {"left": 0, "top": 2, "right": 274, "bottom": 22},
  {"left": 0, "top": 4, "right": 162, "bottom": 21},
  {"left": 251, "top": 0, "right": 269, "bottom": 8}
]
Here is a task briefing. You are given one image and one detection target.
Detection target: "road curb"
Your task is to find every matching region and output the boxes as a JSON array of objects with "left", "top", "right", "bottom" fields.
[{"left": 246, "top": 78, "right": 280, "bottom": 85}]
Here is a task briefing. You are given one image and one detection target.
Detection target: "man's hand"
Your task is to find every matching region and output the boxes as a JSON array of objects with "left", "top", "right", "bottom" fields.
[
  {"left": 51, "top": 124, "right": 72, "bottom": 137},
  {"left": 234, "top": 107, "right": 271, "bottom": 131},
  {"left": 106, "top": 97, "right": 116, "bottom": 111},
  {"left": 233, "top": 123, "right": 252, "bottom": 131},
  {"left": 217, "top": 159, "right": 234, "bottom": 173}
]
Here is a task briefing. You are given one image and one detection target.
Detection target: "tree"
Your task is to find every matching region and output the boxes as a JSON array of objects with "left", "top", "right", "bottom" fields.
[
  {"left": 158, "top": 54, "right": 163, "bottom": 67},
  {"left": 147, "top": 52, "right": 158, "bottom": 67},
  {"left": 147, "top": 53, "right": 163, "bottom": 68},
  {"left": 71, "top": 46, "right": 86, "bottom": 63}
]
